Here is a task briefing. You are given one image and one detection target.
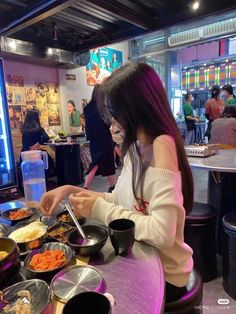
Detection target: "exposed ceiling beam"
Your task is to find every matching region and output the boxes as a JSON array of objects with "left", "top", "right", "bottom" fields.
[
  {"left": 82, "top": 0, "right": 153, "bottom": 30},
  {"left": 4, "top": 0, "right": 28, "bottom": 7},
  {"left": 0, "top": 0, "right": 79, "bottom": 36}
]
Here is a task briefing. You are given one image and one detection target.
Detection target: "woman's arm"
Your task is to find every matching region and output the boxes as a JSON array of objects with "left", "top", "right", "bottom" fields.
[{"left": 91, "top": 135, "right": 182, "bottom": 249}]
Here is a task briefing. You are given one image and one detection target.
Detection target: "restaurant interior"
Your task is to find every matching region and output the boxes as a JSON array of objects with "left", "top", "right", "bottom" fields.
[{"left": 1, "top": 1, "right": 236, "bottom": 313}]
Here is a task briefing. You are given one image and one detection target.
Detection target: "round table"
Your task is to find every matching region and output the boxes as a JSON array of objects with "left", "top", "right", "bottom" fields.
[
  {"left": 188, "top": 149, "right": 236, "bottom": 173},
  {"left": 0, "top": 202, "right": 165, "bottom": 314}
]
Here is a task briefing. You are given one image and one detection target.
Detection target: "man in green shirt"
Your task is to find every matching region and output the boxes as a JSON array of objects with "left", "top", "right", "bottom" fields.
[{"left": 183, "top": 93, "right": 199, "bottom": 145}]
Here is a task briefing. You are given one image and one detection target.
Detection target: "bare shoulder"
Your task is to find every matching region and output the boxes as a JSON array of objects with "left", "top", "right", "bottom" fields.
[{"left": 153, "top": 135, "right": 179, "bottom": 172}]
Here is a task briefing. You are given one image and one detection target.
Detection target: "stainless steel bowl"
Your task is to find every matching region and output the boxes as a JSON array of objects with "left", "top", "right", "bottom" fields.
[
  {"left": 0, "top": 223, "right": 12, "bottom": 237},
  {"left": 1, "top": 279, "right": 54, "bottom": 314},
  {"left": 8, "top": 221, "right": 47, "bottom": 255}
]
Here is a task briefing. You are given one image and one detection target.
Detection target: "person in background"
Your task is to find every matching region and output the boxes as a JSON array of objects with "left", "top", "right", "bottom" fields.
[
  {"left": 183, "top": 93, "right": 199, "bottom": 145},
  {"left": 222, "top": 84, "right": 236, "bottom": 106},
  {"left": 110, "top": 118, "right": 123, "bottom": 168},
  {"left": 40, "top": 63, "right": 193, "bottom": 303},
  {"left": 67, "top": 100, "right": 80, "bottom": 132},
  {"left": 21, "top": 109, "right": 49, "bottom": 152},
  {"left": 210, "top": 105, "right": 236, "bottom": 252},
  {"left": 18, "top": 109, "right": 50, "bottom": 192},
  {"left": 83, "top": 85, "right": 116, "bottom": 191},
  {"left": 205, "top": 85, "right": 225, "bottom": 140},
  {"left": 78, "top": 113, "right": 86, "bottom": 133},
  {"left": 210, "top": 106, "right": 236, "bottom": 147}
]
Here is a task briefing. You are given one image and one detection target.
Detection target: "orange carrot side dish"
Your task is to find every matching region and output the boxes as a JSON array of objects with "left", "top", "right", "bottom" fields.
[
  {"left": 9, "top": 208, "right": 32, "bottom": 220},
  {"left": 29, "top": 249, "right": 67, "bottom": 271}
]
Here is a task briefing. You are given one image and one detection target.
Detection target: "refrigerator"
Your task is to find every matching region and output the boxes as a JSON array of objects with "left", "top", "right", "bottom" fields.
[{"left": 0, "top": 59, "right": 17, "bottom": 191}]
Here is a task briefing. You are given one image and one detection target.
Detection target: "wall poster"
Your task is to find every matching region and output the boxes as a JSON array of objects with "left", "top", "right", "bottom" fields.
[
  {"left": 86, "top": 47, "right": 123, "bottom": 85},
  {"left": 6, "top": 76, "right": 61, "bottom": 131},
  {"left": 47, "top": 103, "right": 61, "bottom": 126}
]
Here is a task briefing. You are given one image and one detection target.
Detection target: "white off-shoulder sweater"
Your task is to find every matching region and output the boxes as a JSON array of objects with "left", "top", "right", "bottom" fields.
[{"left": 91, "top": 156, "right": 193, "bottom": 287}]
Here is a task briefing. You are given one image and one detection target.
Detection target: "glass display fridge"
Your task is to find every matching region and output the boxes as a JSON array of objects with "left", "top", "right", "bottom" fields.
[{"left": 0, "top": 59, "right": 17, "bottom": 191}]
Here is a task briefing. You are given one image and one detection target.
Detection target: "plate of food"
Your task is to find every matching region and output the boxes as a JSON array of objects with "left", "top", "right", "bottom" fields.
[
  {"left": 1, "top": 207, "right": 38, "bottom": 225},
  {"left": 24, "top": 242, "right": 73, "bottom": 277},
  {"left": 8, "top": 221, "right": 47, "bottom": 255},
  {"left": 0, "top": 279, "right": 51, "bottom": 314},
  {"left": 47, "top": 222, "right": 74, "bottom": 243},
  {"left": 56, "top": 210, "right": 85, "bottom": 226}
]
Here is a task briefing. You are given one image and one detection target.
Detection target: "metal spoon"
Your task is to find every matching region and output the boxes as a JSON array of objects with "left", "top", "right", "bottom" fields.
[{"left": 65, "top": 203, "right": 87, "bottom": 240}]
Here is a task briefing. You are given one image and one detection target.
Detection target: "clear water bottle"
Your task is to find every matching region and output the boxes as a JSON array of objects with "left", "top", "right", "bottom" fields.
[{"left": 21, "top": 150, "right": 48, "bottom": 208}]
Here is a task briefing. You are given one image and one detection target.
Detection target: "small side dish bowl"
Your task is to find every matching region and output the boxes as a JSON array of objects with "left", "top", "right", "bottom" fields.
[
  {"left": 24, "top": 242, "right": 73, "bottom": 278},
  {"left": 56, "top": 210, "right": 85, "bottom": 226},
  {"left": 8, "top": 221, "right": 47, "bottom": 255},
  {"left": 1, "top": 207, "right": 38, "bottom": 225},
  {"left": 0, "top": 223, "right": 12, "bottom": 237},
  {"left": 0, "top": 279, "right": 52, "bottom": 314},
  {"left": 66, "top": 225, "right": 109, "bottom": 256}
]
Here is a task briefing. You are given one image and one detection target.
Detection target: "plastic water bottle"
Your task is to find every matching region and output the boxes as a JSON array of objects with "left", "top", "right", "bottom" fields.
[{"left": 21, "top": 150, "right": 48, "bottom": 208}]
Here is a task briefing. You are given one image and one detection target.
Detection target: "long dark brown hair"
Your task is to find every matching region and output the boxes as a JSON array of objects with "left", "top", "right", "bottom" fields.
[
  {"left": 21, "top": 109, "right": 41, "bottom": 134},
  {"left": 99, "top": 62, "right": 193, "bottom": 214}
]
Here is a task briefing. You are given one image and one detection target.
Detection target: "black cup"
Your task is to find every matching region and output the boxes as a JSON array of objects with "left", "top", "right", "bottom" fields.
[
  {"left": 109, "top": 218, "right": 135, "bottom": 256},
  {"left": 62, "top": 292, "right": 111, "bottom": 314}
]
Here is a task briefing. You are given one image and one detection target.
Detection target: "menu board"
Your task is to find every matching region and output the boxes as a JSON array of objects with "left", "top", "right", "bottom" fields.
[
  {"left": 208, "top": 65, "right": 215, "bottom": 88},
  {"left": 229, "top": 62, "right": 236, "bottom": 86},
  {"left": 189, "top": 69, "right": 195, "bottom": 90},
  {"left": 182, "top": 71, "right": 187, "bottom": 90},
  {"left": 181, "top": 60, "right": 236, "bottom": 91},
  {"left": 199, "top": 67, "right": 205, "bottom": 89},
  {"left": 219, "top": 64, "right": 227, "bottom": 86}
]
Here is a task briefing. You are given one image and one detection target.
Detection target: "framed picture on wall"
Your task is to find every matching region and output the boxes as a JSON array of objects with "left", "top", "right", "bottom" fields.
[
  {"left": 48, "top": 103, "right": 61, "bottom": 126},
  {"left": 86, "top": 47, "right": 123, "bottom": 85},
  {"left": 25, "top": 87, "right": 36, "bottom": 106}
]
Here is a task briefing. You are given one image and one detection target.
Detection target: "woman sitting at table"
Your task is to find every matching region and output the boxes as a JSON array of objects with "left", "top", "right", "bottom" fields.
[
  {"left": 205, "top": 85, "right": 225, "bottom": 140},
  {"left": 40, "top": 63, "right": 193, "bottom": 302},
  {"left": 210, "top": 106, "right": 236, "bottom": 147},
  {"left": 21, "top": 109, "right": 49, "bottom": 152}
]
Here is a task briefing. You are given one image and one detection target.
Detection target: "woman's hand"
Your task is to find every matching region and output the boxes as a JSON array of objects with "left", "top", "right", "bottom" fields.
[
  {"left": 40, "top": 186, "right": 70, "bottom": 215},
  {"left": 40, "top": 185, "right": 86, "bottom": 215},
  {"left": 69, "top": 191, "right": 105, "bottom": 218}
]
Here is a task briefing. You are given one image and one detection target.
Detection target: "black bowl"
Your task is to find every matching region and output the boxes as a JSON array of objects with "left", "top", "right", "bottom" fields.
[
  {"left": 24, "top": 242, "right": 73, "bottom": 279},
  {"left": 67, "top": 225, "right": 109, "bottom": 256},
  {"left": 0, "top": 238, "right": 20, "bottom": 289},
  {"left": 0, "top": 223, "right": 12, "bottom": 237},
  {"left": 56, "top": 210, "right": 85, "bottom": 226},
  {"left": 1, "top": 207, "right": 38, "bottom": 225}
]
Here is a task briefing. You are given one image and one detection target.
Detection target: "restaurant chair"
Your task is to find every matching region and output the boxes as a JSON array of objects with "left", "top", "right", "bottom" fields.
[
  {"left": 222, "top": 212, "right": 236, "bottom": 300},
  {"left": 184, "top": 202, "right": 217, "bottom": 282},
  {"left": 164, "top": 269, "right": 203, "bottom": 314}
]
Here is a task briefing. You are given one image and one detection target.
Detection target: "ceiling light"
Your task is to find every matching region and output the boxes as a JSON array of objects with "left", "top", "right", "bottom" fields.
[
  {"left": 192, "top": 1, "right": 200, "bottom": 10},
  {"left": 8, "top": 40, "right": 16, "bottom": 50},
  {"left": 47, "top": 48, "right": 53, "bottom": 55},
  {"left": 204, "top": 63, "right": 207, "bottom": 66},
  {"left": 226, "top": 59, "right": 229, "bottom": 62}
]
